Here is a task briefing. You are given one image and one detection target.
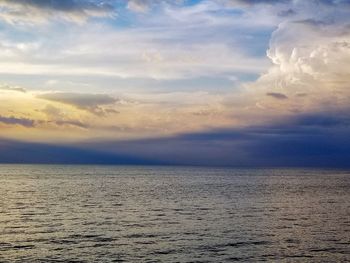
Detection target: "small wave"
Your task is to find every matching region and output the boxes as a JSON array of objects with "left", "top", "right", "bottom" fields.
[{"left": 222, "top": 240, "right": 271, "bottom": 248}]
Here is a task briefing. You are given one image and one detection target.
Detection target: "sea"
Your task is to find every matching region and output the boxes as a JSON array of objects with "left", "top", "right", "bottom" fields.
[{"left": 0, "top": 165, "right": 349, "bottom": 262}]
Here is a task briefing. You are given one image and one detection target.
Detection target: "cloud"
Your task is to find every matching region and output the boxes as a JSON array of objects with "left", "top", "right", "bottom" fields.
[
  {"left": 53, "top": 120, "right": 89, "bottom": 129},
  {"left": 223, "top": 0, "right": 350, "bottom": 8},
  {"left": 0, "top": 110, "right": 88, "bottom": 130},
  {"left": 293, "top": 112, "right": 350, "bottom": 127},
  {"left": 277, "top": 8, "right": 296, "bottom": 17},
  {"left": 0, "top": 110, "right": 348, "bottom": 167},
  {"left": 0, "top": 115, "right": 35, "bottom": 127},
  {"left": 127, "top": 0, "right": 152, "bottom": 12},
  {"left": 40, "top": 104, "right": 89, "bottom": 129},
  {"left": 0, "top": 0, "right": 349, "bottom": 150},
  {"left": 0, "top": 84, "right": 26, "bottom": 93},
  {"left": 63, "top": 110, "right": 350, "bottom": 167},
  {"left": 0, "top": 138, "right": 153, "bottom": 164},
  {"left": 126, "top": 0, "right": 185, "bottom": 12},
  {"left": 237, "top": 0, "right": 350, "bottom": 117},
  {"left": 225, "top": 0, "right": 290, "bottom": 7},
  {"left": 0, "top": 0, "right": 114, "bottom": 24},
  {"left": 0, "top": 1, "right": 271, "bottom": 80},
  {"left": 266, "top": 92, "right": 288, "bottom": 99},
  {"left": 37, "top": 92, "right": 117, "bottom": 115}
]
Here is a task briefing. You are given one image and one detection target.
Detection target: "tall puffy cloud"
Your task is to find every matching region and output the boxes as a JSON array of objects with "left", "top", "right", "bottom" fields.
[{"left": 238, "top": 0, "right": 350, "bottom": 117}]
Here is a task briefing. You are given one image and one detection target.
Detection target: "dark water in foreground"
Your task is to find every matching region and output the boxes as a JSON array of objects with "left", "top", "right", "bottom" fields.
[{"left": 0, "top": 165, "right": 349, "bottom": 262}]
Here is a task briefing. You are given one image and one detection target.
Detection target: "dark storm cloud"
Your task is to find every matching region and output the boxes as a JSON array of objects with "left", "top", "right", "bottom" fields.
[
  {"left": 292, "top": 113, "right": 350, "bottom": 127},
  {"left": 0, "top": 139, "right": 154, "bottom": 164},
  {"left": 1, "top": 110, "right": 348, "bottom": 167},
  {"left": 76, "top": 110, "right": 350, "bottom": 167}
]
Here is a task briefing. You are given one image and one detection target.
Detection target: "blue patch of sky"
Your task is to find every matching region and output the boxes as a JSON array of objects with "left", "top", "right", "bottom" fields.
[
  {"left": 147, "top": 76, "right": 240, "bottom": 93},
  {"left": 238, "top": 29, "right": 275, "bottom": 57},
  {"left": 103, "top": 2, "right": 141, "bottom": 28},
  {"left": 184, "top": 0, "right": 204, "bottom": 6}
]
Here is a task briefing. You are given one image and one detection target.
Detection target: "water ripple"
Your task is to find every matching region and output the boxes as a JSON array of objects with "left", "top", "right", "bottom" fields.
[{"left": 0, "top": 165, "right": 349, "bottom": 262}]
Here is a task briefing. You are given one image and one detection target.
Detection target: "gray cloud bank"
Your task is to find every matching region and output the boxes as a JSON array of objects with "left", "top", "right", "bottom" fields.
[{"left": 1, "top": 111, "right": 349, "bottom": 167}]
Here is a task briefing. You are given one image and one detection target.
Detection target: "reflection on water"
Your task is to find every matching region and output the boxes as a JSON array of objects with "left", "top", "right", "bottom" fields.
[{"left": 0, "top": 165, "right": 349, "bottom": 262}]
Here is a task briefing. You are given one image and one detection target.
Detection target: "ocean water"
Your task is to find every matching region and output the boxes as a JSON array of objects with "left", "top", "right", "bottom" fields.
[{"left": 0, "top": 165, "right": 349, "bottom": 262}]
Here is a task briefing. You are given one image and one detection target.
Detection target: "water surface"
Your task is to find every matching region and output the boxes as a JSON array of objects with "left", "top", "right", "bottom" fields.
[{"left": 0, "top": 165, "right": 349, "bottom": 262}]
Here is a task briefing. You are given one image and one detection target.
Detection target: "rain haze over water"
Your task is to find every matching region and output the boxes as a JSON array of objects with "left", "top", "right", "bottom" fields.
[{"left": 0, "top": 165, "right": 349, "bottom": 262}]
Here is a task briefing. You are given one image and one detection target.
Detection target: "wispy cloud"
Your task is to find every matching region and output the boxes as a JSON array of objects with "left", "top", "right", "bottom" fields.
[
  {"left": 0, "top": 2, "right": 271, "bottom": 80},
  {"left": 0, "top": 0, "right": 114, "bottom": 25}
]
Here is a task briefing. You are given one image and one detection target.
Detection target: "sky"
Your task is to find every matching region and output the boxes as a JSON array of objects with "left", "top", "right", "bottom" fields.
[{"left": 0, "top": 0, "right": 349, "bottom": 166}]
